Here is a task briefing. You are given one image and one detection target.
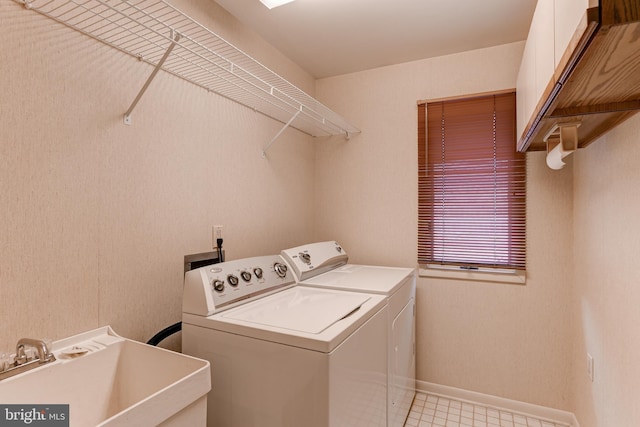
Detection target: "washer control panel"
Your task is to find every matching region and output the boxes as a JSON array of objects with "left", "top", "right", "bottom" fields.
[
  {"left": 183, "top": 255, "right": 295, "bottom": 316},
  {"left": 281, "top": 241, "right": 349, "bottom": 281}
]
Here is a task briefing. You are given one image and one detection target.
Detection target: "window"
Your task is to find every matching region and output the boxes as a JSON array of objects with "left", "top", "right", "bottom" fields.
[{"left": 418, "top": 91, "right": 526, "bottom": 271}]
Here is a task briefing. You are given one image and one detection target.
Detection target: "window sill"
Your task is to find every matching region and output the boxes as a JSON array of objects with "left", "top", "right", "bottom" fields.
[{"left": 419, "top": 265, "right": 526, "bottom": 285}]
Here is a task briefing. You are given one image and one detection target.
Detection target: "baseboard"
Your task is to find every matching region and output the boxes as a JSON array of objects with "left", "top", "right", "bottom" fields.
[{"left": 416, "top": 380, "right": 580, "bottom": 427}]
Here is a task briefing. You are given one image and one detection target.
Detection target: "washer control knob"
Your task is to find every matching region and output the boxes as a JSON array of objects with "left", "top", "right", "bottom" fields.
[
  {"left": 273, "top": 262, "right": 288, "bottom": 278},
  {"left": 299, "top": 252, "right": 311, "bottom": 264},
  {"left": 227, "top": 274, "right": 239, "bottom": 287},
  {"left": 212, "top": 279, "right": 225, "bottom": 293},
  {"left": 253, "top": 267, "right": 263, "bottom": 279},
  {"left": 241, "top": 271, "right": 252, "bottom": 282}
]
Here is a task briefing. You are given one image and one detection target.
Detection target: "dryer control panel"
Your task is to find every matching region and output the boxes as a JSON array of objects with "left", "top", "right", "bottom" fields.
[
  {"left": 281, "top": 241, "right": 349, "bottom": 281},
  {"left": 183, "top": 255, "right": 295, "bottom": 316}
]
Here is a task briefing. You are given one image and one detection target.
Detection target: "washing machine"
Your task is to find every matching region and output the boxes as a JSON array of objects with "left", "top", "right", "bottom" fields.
[
  {"left": 281, "top": 241, "right": 417, "bottom": 427},
  {"left": 181, "top": 254, "right": 388, "bottom": 427}
]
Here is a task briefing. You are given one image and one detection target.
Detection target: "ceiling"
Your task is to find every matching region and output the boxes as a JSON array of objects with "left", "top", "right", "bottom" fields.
[{"left": 213, "top": 0, "right": 538, "bottom": 79}]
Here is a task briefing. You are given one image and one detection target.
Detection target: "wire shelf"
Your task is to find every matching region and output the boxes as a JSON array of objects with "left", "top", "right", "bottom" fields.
[{"left": 18, "top": 0, "right": 360, "bottom": 138}]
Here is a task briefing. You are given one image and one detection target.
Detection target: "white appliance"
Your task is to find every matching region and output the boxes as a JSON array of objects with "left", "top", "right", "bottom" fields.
[
  {"left": 182, "top": 254, "right": 388, "bottom": 427},
  {"left": 281, "top": 241, "right": 417, "bottom": 427}
]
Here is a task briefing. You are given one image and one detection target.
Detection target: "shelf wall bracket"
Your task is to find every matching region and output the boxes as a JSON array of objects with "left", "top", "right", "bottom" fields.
[
  {"left": 123, "top": 30, "right": 181, "bottom": 125},
  {"left": 262, "top": 110, "right": 301, "bottom": 158}
]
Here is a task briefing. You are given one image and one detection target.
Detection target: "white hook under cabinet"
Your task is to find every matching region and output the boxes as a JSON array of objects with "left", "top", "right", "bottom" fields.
[{"left": 17, "top": 0, "right": 360, "bottom": 149}]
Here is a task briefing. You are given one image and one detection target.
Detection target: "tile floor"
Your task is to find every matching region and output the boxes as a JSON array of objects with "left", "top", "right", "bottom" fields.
[{"left": 404, "top": 393, "right": 571, "bottom": 427}]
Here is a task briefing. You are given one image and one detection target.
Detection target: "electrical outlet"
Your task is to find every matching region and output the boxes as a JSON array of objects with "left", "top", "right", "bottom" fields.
[
  {"left": 214, "top": 225, "right": 223, "bottom": 241},
  {"left": 212, "top": 225, "right": 224, "bottom": 249},
  {"left": 587, "top": 353, "right": 594, "bottom": 382}
]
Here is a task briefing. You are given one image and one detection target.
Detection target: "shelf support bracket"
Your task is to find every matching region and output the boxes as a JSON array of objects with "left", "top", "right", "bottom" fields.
[
  {"left": 124, "top": 30, "right": 181, "bottom": 125},
  {"left": 262, "top": 110, "right": 301, "bottom": 158}
]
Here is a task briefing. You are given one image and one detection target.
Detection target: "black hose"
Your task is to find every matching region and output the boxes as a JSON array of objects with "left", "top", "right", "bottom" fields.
[
  {"left": 146, "top": 321, "right": 182, "bottom": 346},
  {"left": 149, "top": 248, "right": 223, "bottom": 346}
]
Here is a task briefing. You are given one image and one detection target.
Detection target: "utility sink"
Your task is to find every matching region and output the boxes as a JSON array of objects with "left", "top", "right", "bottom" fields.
[{"left": 0, "top": 326, "right": 210, "bottom": 426}]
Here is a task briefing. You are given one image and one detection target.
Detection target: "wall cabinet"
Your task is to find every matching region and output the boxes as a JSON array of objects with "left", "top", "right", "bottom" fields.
[{"left": 516, "top": 0, "right": 640, "bottom": 152}]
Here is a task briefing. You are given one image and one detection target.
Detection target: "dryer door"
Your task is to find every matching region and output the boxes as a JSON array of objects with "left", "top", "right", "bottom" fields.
[{"left": 389, "top": 297, "right": 416, "bottom": 427}]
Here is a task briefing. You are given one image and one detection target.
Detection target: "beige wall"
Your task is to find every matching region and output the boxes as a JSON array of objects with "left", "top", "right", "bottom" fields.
[
  {"left": 315, "top": 35, "right": 640, "bottom": 424},
  {"left": 572, "top": 113, "right": 640, "bottom": 427},
  {"left": 4, "top": 0, "right": 639, "bottom": 423},
  {"left": 0, "top": 0, "right": 316, "bottom": 351},
  {"left": 315, "top": 42, "right": 575, "bottom": 410}
]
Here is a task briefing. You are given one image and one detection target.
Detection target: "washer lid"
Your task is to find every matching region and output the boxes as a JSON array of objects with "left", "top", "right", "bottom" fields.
[{"left": 221, "top": 286, "right": 370, "bottom": 334}]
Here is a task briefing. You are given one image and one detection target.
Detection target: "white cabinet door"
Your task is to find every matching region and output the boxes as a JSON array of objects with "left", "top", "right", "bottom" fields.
[
  {"left": 516, "top": 37, "right": 535, "bottom": 141},
  {"left": 554, "top": 0, "right": 591, "bottom": 67},
  {"left": 534, "top": 0, "right": 556, "bottom": 102},
  {"left": 516, "top": 0, "right": 555, "bottom": 142}
]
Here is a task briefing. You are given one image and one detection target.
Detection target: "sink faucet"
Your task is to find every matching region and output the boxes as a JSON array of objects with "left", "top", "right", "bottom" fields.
[
  {"left": 15, "top": 338, "right": 55, "bottom": 364},
  {"left": 0, "top": 337, "right": 56, "bottom": 381}
]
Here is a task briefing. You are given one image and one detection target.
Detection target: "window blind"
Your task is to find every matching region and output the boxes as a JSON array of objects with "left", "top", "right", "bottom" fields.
[{"left": 418, "top": 91, "right": 526, "bottom": 270}]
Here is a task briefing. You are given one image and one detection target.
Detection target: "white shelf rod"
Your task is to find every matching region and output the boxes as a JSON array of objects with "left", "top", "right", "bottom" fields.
[
  {"left": 124, "top": 29, "right": 181, "bottom": 125},
  {"left": 262, "top": 110, "right": 301, "bottom": 158}
]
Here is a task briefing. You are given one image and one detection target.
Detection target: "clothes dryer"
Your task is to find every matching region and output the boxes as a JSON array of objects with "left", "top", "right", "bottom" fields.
[{"left": 282, "top": 241, "right": 417, "bottom": 427}]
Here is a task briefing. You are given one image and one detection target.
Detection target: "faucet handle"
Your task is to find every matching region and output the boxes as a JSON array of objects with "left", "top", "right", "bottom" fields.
[{"left": 0, "top": 353, "right": 10, "bottom": 372}]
